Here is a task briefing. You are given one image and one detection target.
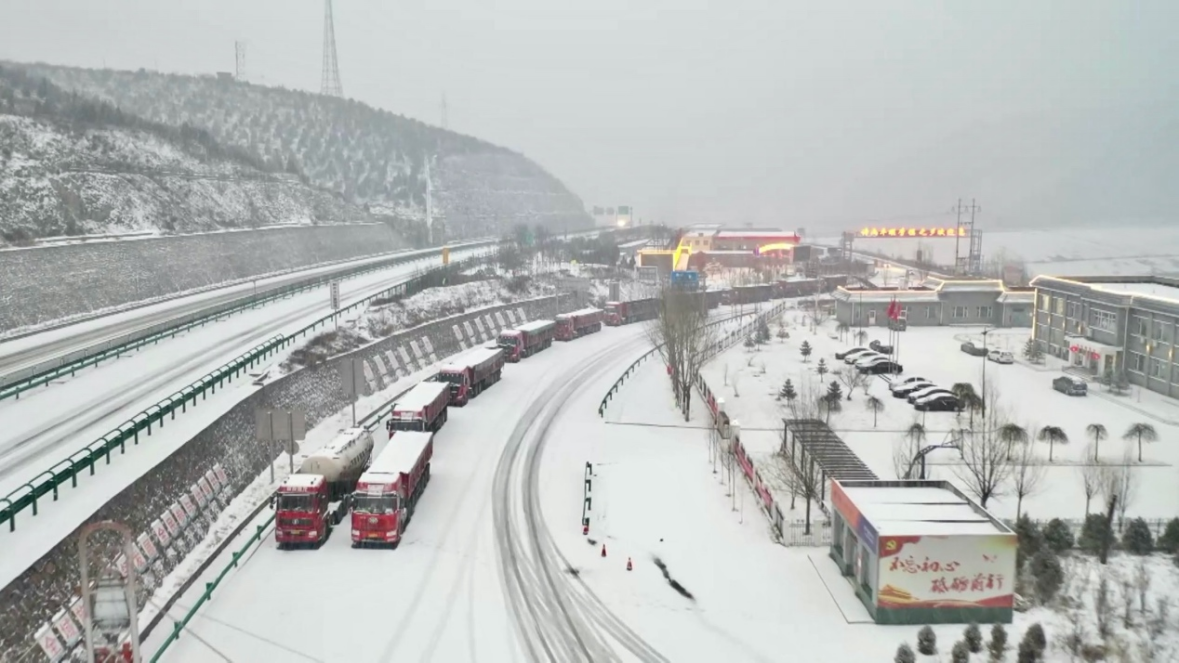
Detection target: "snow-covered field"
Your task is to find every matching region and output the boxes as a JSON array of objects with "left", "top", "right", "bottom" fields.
[{"left": 822, "top": 226, "right": 1179, "bottom": 278}]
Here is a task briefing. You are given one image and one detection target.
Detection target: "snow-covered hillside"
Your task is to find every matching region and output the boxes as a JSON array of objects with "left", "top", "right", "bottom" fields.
[
  {"left": 15, "top": 62, "right": 594, "bottom": 239},
  {"left": 0, "top": 65, "right": 364, "bottom": 245}
]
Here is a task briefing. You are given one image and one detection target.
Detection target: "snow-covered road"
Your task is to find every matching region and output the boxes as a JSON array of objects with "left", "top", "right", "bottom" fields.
[
  {"left": 0, "top": 246, "right": 487, "bottom": 498},
  {"left": 149, "top": 324, "right": 659, "bottom": 662}
]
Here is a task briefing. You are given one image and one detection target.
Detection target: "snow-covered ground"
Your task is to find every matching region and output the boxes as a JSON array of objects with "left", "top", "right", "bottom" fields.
[
  {"left": 821, "top": 226, "right": 1179, "bottom": 278},
  {"left": 699, "top": 318, "right": 1179, "bottom": 524},
  {"left": 0, "top": 246, "right": 489, "bottom": 589}
]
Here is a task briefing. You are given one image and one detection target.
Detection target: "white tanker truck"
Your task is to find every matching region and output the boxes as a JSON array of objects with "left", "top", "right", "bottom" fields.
[{"left": 275, "top": 427, "right": 375, "bottom": 548}]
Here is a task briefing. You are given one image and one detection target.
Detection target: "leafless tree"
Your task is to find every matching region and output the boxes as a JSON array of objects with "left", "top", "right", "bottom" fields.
[
  {"left": 951, "top": 386, "right": 1014, "bottom": 508},
  {"left": 1101, "top": 455, "right": 1138, "bottom": 530},
  {"left": 1078, "top": 452, "right": 1101, "bottom": 517},
  {"left": 648, "top": 286, "right": 714, "bottom": 421},
  {"left": 1009, "top": 432, "right": 1045, "bottom": 520},
  {"left": 865, "top": 395, "right": 885, "bottom": 428},
  {"left": 835, "top": 367, "right": 867, "bottom": 401},
  {"left": 892, "top": 422, "right": 926, "bottom": 479},
  {"left": 776, "top": 443, "right": 826, "bottom": 536}
]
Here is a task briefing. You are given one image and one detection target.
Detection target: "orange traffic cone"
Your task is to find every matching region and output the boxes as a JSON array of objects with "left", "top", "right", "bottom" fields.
[
  {"left": 601, "top": 544, "right": 607, "bottom": 557},
  {"left": 626, "top": 557, "right": 633, "bottom": 571},
  {"left": 583, "top": 524, "right": 589, "bottom": 536}
]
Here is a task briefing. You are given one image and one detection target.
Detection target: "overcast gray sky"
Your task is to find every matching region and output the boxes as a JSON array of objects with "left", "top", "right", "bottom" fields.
[{"left": 2, "top": 0, "right": 1176, "bottom": 232}]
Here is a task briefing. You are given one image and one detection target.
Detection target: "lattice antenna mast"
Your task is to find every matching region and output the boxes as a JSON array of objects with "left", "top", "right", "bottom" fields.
[
  {"left": 235, "top": 41, "right": 247, "bottom": 81},
  {"left": 320, "top": 0, "right": 343, "bottom": 97}
]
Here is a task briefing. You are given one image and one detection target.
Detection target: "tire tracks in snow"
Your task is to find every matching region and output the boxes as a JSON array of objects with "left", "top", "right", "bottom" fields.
[{"left": 493, "top": 336, "right": 669, "bottom": 663}]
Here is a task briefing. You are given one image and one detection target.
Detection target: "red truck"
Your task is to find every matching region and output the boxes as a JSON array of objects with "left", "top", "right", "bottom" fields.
[
  {"left": 604, "top": 298, "right": 659, "bottom": 326},
  {"left": 386, "top": 381, "right": 450, "bottom": 434},
  {"left": 497, "top": 319, "right": 556, "bottom": 362},
  {"left": 433, "top": 346, "right": 505, "bottom": 406},
  {"left": 351, "top": 431, "right": 434, "bottom": 548},
  {"left": 555, "top": 307, "right": 604, "bottom": 341},
  {"left": 275, "top": 428, "right": 375, "bottom": 548}
]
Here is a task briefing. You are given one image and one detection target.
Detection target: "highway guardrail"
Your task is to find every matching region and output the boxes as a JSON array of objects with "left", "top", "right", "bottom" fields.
[
  {"left": 0, "top": 253, "right": 491, "bottom": 532},
  {"left": 0, "top": 239, "right": 498, "bottom": 402}
]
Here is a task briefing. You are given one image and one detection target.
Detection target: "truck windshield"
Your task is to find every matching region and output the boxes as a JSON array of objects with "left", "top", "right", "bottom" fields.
[
  {"left": 277, "top": 494, "right": 315, "bottom": 512},
  {"left": 497, "top": 335, "right": 518, "bottom": 349},
  {"left": 389, "top": 419, "right": 425, "bottom": 432},
  {"left": 436, "top": 372, "right": 464, "bottom": 385},
  {"left": 353, "top": 494, "right": 398, "bottom": 514}
]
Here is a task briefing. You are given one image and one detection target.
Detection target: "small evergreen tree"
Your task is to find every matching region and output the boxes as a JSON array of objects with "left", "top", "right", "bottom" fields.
[
  {"left": 963, "top": 623, "right": 983, "bottom": 654},
  {"left": 989, "top": 624, "right": 1008, "bottom": 660},
  {"left": 951, "top": 641, "right": 969, "bottom": 663},
  {"left": 799, "top": 340, "right": 812, "bottom": 362},
  {"left": 1023, "top": 623, "right": 1046, "bottom": 654},
  {"left": 1122, "top": 517, "right": 1154, "bottom": 555},
  {"left": 778, "top": 379, "right": 797, "bottom": 402},
  {"left": 1030, "top": 550, "right": 1064, "bottom": 604},
  {"left": 916, "top": 625, "right": 937, "bottom": 656},
  {"left": 1078, "top": 513, "right": 1114, "bottom": 556},
  {"left": 744, "top": 336, "right": 756, "bottom": 349},
  {"left": 817, "top": 358, "right": 829, "bottom": 378},
  {"left": 1022, "top": 338, "right": 1044, "bottom": 364},
  {"left": 826, "top": 381, "right": 843, "bottom": 409},
  {"left": 1043, "top": 518, "right": 1074, "bottom": 553},
  {"left": 1016, "top": 639, "right": 1039, "bottom": 663},
  {"left": 1014, "top": 514, "right": 1045, "bottom": 568},
  {"left": 776, "top": 325, "right": 788, "bottom": 340},
  {"left": 756, "top": 318, "right": 771, "bottom": 343},
  {"left": 893, "top": 643, "right": 916, "bottom": 663},
  {"left": 1158, "top": 517, "right": 1179, "bottom": 554}
]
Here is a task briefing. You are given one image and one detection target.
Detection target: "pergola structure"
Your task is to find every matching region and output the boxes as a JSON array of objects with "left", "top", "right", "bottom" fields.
[{"left": 781, "top": 418, "right": 878, "bottom": 501}]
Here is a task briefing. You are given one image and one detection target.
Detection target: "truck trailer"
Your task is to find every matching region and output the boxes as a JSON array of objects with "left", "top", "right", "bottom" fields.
[
  {"left": 433, "top": 346, "right": 505, "bottom": 406},
  {"left": 351, "top": 431, "right": 434, "bottom": 547},
  {"left": 497, "top": 319, "right": 556, "bottom": 362},
  {"left": 274, "top": 427, "right": 374, "bottom": 548},
  {"left": 555, "top": 307, "right": 604, "bottom": 341},
  {"left": 387, "top": 381, "right": 450, "bottom": 434},
  {"left": 604, "top": 298, "right": 659, "bottom": 326}
]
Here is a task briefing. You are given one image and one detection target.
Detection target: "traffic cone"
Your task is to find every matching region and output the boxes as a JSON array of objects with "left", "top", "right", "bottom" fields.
[
  {"left": 626, "top": 557, "right": 633, "bottom": 571},
  {"left": 583, "top": 524, "right": 589, "bottom": 536},
  {"left": 601, "top": 544, "right": 607, "bottom": 557}
]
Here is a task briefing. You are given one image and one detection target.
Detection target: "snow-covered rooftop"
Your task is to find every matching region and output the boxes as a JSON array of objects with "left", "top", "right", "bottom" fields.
[
  {"left": 556, "top": 307, "right": 602, "bottom": 319},
  {"left": 280, "top": 474, "right": 324, "bottom": 491},
  {"left": 715, "top": 230, "right": 798, "bottom": 239},
  {"left": 832, "top": 289, "right": 941, "bottom": 304},
  {"left": 307, "top": 428, "right": 369, "bottom": 459},
  {"left": 997, "top": 291, "right": 1034, "bottom": 304},
  {"left": 929, "top": 278, "right": 1005, "bottom": 293},
  {"left": 393, "top": 381, "right": 449, "bottom": 411},
  {"left": 366, "top": 431, "right": 433, "bottom": 477},
  {"left": 516, "top": 319, "right": 555, "bottom": 333},
  {"left": 1089, "top": 281, "right": 1179, "bottom": 303},
  {"left": 839, "top": 482, "right": 1010, "bottom": 536}
]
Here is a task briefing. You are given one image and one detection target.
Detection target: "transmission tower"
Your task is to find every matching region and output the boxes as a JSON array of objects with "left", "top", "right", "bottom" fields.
[
  {"left": 440, "top": 93, "right": 449, "bottom": 130},
  {"left": 235, "top": 41, "right": 247, "bottom": 81},
  {"left": 951, "top": 198, "right": 983, "bottom": 276},
  {"left": 320, "top": 0, "right": 343, "bottom": 97}
]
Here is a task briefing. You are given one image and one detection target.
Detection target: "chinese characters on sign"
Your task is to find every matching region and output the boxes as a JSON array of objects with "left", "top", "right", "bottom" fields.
[
  {"left": 858, "top": 227, "right": 968, "bottom": 238},
  {"left": 886, "top": 554, "right": 1006, "bottom": 596}
]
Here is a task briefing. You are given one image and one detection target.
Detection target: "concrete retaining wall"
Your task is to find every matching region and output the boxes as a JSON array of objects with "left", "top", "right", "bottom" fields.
[
  {"left": 0, "top": 292, "right": 583, "bottom": 657},
  {"left": 0, "top": 223, "right": 403, "bottom": 333}
]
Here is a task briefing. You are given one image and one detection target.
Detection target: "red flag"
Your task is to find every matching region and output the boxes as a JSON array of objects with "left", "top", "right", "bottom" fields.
[
  {"left": 885, "top": 297, "right": 895, "bottom": 321},
  {"left": 888, "top": 297, "right": 901, "bottom": 321}
]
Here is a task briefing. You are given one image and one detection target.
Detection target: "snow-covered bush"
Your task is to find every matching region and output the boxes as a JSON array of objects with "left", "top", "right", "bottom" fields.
[
  {"left": 1015, "top": 514, "right": 1045, "bottom": 567},
  {"left": 1121, "top": 518, "right": 1154, "bottom": 555},
  {"left": 893, "top": 643, "right": 915, "bottom": 663},
  {"left": 1158, "top": 517, "right": 1179, "bottom": 554},
  {"left": 988, "top": 624, "right": 1008, "bottom": 660},
  {"left": 1030, "top": 550, "right": 1064, "bottom": 604},
  {"left": 950, "top": 640, "right": 969, "bottom": 663},
  {"left": 962, "top": 623, "right": 983, "bottom": 654},
  {"left": 916, "top": 625, "right": 937, "bottom": 655},
  {"left": 1078, "top": 513, "right": 1114, "bottom": 556},
  {"left": 1043, "top": 518, "right": 1075, "bottom": 553}
]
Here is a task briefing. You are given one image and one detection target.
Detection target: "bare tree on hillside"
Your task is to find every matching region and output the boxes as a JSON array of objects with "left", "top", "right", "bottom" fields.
[
  {"left": 951, "top": 385, "right": 1014, "bottom": 508},
  {"left": 773, "top": 442, "right": 826, "bottom": 536},
  {"left": 648, "top": 286, "right": 713, "bottom": 421},
  {"left": 1078, "top": 452, "right": 1101, "bottom": 517},
  {"left": 836, "top": 367, "right": 867, "bottom": 401},
  {"left": 1101, "top": 457, "right": 1138, "bottom": 532}
]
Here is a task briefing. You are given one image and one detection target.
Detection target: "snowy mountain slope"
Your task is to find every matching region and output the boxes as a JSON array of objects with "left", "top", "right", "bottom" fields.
[
  {"left": 15, "top": 62, "right": 594, "bottom": 239},
  {"left": 0, "top": 65, "right": 366, "bottom": 245}
]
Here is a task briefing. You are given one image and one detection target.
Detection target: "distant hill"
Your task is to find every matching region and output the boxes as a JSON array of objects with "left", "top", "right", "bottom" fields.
[
  {"left": 16, "top": 62, "right": 593, "bottom": 239},
  {"left": 0, "top": 65, "right": 367, "bottom": 245}
]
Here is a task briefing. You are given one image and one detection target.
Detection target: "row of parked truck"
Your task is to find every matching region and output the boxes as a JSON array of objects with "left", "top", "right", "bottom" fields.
[{"left": 273, "top": 305, "right": 620, "bottom": 549}]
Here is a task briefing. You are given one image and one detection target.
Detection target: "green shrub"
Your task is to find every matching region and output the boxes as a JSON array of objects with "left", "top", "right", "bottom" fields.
[
  {"left": 1122, "top": 517, "right": 1154, "bottom": 555},
  {"left": 1043, "top": 518, "right": 1075, "bottom": 553}
]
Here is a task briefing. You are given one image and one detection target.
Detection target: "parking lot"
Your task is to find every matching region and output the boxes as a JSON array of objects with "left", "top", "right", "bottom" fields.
[{"left": 699, "top": 313, "right": 1179, "bottom": 521}]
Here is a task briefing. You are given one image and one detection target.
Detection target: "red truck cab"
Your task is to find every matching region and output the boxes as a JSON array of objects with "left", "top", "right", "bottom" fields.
[
  {"left": 555, "top": 307, "right": 604, "bottom": 341},
  {"left": 432, "top": 347, "right": 504, "bottom": 406},
  {"left": 497, "top": 329, "right": 525, "bottom": 362},
  {"left": 604, "top": 301, "right": 624, "bottom": 326},
  {"left": 275, "top": 475, "right": 332, "bottom": 548},
  {"left": 351, "top": 431, "right": 434, "bottom": 547}
]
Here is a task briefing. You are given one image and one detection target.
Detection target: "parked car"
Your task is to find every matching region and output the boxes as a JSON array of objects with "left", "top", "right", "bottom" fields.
[
  {"left": 854, "top": 353, "right": 889, "bottom": 369},
  {"left": 908, "top": 386, "right": 952, "bottom": 404},
  {"left": 891, "top": 380, "right": 935, "bottom": 398},
  {"left": 960, "top": 342, "right": 988, "bottom": 357},
  {"left": 888, "top": 318, "right": 908, "bottom": 332},
  {"left": 987, "top": 350, "right": 1014, "bottom": 364},
  {"left": 843, "top": 349, "right": 879, "bottom": 364},
  {"left": 1052, "top": 375, "right": 1088, "bottom": 396},
  {"left": 835, "top": 347, "right": 868, "bottom": 361},
  {"left": 869, "top": 339, "right": 894, "bottom": 354},
  {"left": 915, "top": 394, "right": 963, "bottom": 412},
  {"left": 860, "top": 360, "right": 903, "bottom": 375},
  {"left": 889, "top": 375, "right": 928, "bottom": 390}
]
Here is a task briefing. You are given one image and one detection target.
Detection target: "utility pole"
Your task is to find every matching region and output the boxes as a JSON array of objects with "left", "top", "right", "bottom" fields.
[
  {"left": 320, "top": 0, "right": 343, "bottom": 97},
  {"left": 235, "top": 41, "right": 247, "bottom": 81},
  {"left": 951, "top": 198, "right": 982, "bottom": 275}
]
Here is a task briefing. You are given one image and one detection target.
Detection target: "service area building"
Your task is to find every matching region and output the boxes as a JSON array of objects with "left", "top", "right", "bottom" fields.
[
  {"left": 829, "top": 480, "right": 1016, "bottom": 625},
  {"left": 832, "top": 278, "right": 1034, "bottom": 328}
]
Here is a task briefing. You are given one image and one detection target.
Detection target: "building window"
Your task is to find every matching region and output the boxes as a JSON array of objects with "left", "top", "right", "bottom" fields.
[
  {"left": 1128, "top": 352, "right": 1146, "bottom": 373},
  {"left": 1153, "top": 321, "right": 1171, "bottom": 343},
  {"left": 952, "top": 306, "right": 966, "bottom": 319},
  {"left": 927, "top": 306, "right": 936, "bottom": 319},
  {"left": 1091, "top": 309, "right": 1117, "bottom": 332},
  {"left": 1054, "top": 297, "right": 1065, "bottom": 315},
  {"left": 1150, "top": 358, "right": 1165, "bottom": 379},
  {"left": 1132, "top": 316, "right": 1149, "bottom": 338},
  {"left": 976, "top": 306, "right": 993, "bottom": 319},
  {"left": 1067, "top": 301, "right": 1080, "bottom": 319},
  {"left": 1039, "top": 294, "right": 1050, "bottom": 312}
]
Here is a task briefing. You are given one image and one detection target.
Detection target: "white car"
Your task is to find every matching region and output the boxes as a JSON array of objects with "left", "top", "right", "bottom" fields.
[
  {"left": 891, "top": 379, "right": 933, "bottom": 396},
  {"left": 987, "top": 350, "right": 1014, "bottom": 364},
  {"left": 843, "top": 349, "right": 878, "bottom": 364},
  {"left": 853, "top": 353, "right": 888, "bottom": 368},
  {"left": 907, "top": 386, "right": 952, "bottom": 404}
]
